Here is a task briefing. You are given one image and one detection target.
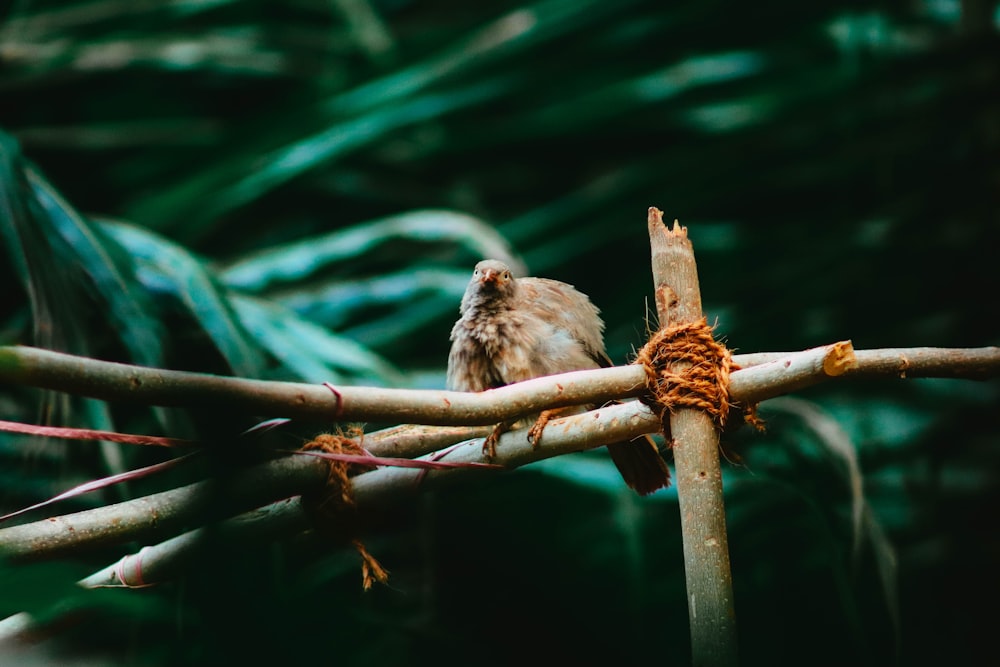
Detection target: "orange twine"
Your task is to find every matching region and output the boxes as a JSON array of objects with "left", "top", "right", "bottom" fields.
[
  {"left": 301, "top": 432, "right": 389, "bottom": 591},
  {"left": 634, "top": 318, "right": 763, "bottom": 433}
]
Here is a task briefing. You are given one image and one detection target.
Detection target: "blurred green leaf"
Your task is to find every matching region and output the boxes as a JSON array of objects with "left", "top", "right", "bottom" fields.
[
  {"left": 98, "top": 220, "right": 262, "bottom": 377},
  {"left": 0, "top": 560, "right": 90, "bottom": 618},
  {"left": 278, "top": 266, "right": 470, "bottom": 329},
  {"left": 219, "top": 209, "right": 521, "bottom": 292},
  {"left": 28, "top": 167, "right": 165, "bottom": 367},
  {"left": 229, "top": 293, "right": 402, "bottom": 385}
]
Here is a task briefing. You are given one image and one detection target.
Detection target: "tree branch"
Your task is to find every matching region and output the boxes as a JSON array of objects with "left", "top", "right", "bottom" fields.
[
  {"left": 2, "top": 343, "right": 996, "bottom": 433},
  {"left": 0, "top": 455, "right": 327, "bottom": 561},
  {"left": 736, "top": 346, "right": 1000, "bottom": 380}
]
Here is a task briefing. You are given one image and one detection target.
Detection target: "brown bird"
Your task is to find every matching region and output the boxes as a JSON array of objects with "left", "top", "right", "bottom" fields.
[{"left": 447, "top": 259, "right": 671, "bottom": 495}]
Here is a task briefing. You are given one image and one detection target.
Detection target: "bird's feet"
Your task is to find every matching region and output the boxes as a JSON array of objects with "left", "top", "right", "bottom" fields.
[
  {"left": 527, "top": 409, "right": 558, "bottom": 449},
  {"left": 482, "top": 421, "right": 511, "bottom": 460}
]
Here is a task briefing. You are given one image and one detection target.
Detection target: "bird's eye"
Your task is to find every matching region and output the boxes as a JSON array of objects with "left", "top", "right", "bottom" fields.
[
  {"left": 473, "top": 269, "right": 480, "bottom": 277},
  {"left": 503, "top": 271, "right": 510, "bottom": 280}
]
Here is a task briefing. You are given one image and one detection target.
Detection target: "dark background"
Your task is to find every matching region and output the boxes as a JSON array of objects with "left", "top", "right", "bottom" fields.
[{"left": 1, "top": 1, "right": 998, "bottom": 665}]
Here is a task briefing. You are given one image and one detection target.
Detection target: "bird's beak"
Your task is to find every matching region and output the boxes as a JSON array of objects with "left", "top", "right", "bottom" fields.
[{"left": 479, "top": 269, "right": 498, "bottom": 285}]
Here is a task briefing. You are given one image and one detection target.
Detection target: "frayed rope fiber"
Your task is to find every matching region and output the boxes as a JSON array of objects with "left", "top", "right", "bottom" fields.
[
  {"left": 301, "top": 433, "right": 389, "bottom": 590},
  {"left": 635, "top": 318, "right": 761, "bottom": 432}
]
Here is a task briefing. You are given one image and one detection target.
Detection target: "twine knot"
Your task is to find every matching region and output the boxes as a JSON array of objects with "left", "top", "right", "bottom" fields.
[
  {"left": 635, "top": 318, "right": 759, "bottom": 433},
  {"left": 301, "top": 432, "right": 389, "bottom": 590}
]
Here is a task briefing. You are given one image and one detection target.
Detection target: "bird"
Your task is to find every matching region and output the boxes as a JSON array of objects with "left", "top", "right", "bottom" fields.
[{"left": 446, "top": 259, "right": 671, "bottom": 495}]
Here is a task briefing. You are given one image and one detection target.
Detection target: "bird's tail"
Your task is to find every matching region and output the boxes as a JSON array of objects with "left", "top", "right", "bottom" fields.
[{"left": 606, "top": 434, "right": 671, "bottom": 496}]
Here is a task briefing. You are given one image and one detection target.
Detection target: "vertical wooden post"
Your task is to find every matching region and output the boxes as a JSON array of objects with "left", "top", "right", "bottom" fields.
[{"left": 647, "top": 208, "right": 738, "bottom": 666}]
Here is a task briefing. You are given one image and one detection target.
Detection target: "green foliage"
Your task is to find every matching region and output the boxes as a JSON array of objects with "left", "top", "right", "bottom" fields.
[{"left": 1, "top": 0, "right": 999, "bottom": 665}]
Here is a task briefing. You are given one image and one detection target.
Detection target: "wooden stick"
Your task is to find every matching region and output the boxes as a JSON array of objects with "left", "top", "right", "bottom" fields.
[
  {"left": 647, "top": 207, "right": 738, "bottom": 667},
  {"left": 3, "top": 344, "right": 995, "bottom": 430}
]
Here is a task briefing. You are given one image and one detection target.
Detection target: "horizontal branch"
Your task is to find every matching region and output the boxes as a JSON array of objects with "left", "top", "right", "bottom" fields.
[
  {"left": 1, "top": 399, "right": 669, "bottom": 641},
  {"left": 0, "top": 400, "right": 651, "bottom": 562},
  {"left": 736, "top": 346, "right": 1000, "bottom": 380},
  {"left": 79, "top": 497, "right": 312, "bottom": 589},
  {"left": 0, "top": 344, "right": 642, "bottom": 425},
  {"left": 0, "top": 455, "right": 327, "bottom": 561},
  {"left": 4, "top": 343, "right": 994, "bottom": 431},
  {"left": 2, "top": 341, "right": 998, "bottom": 565},
  {"left": 849, "top": 347, "right": 1000, "bottom": 380},
  {"left": 0, "top": 399, "right": 664, "bottom": 645},
  {"left": 2, "top": 398, "right": 657, "bottom": 590}
]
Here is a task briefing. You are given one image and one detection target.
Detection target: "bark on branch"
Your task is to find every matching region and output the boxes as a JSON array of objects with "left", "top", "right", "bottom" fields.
[{"left": 2, "top": 343, "right": 996, "bottom": 430}]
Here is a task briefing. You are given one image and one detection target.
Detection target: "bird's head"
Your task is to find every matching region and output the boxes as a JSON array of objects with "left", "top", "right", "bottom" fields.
[
  {"left": 461, "top": 259, "right": 517, "bottom": 311},
  {"left": 472, "top": 260, "right": 514, "bottom": 289}
]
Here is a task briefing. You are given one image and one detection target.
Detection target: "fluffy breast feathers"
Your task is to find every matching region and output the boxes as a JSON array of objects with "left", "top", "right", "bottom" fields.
[{"left": 446, "top": 270, "right": 610, "bottom": 391}]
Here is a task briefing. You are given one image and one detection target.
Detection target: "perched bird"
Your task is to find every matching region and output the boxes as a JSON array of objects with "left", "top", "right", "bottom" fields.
[{"left": 447, "top": 259, "right": 671, "bottom": 495}]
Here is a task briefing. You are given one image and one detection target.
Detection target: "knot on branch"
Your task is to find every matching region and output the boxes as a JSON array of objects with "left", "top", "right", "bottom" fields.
[
  {"left": 635, "top": 318, "right": 738, "bottom": 431},
  {"left": 301, "top": 432, "right": 389, "bottom": 590}
]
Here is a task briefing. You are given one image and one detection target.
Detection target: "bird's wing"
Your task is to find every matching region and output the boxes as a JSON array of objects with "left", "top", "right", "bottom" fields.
[{"left": 517, "top": 277, "right": 609, "bottom": 366}]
